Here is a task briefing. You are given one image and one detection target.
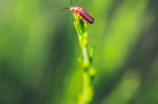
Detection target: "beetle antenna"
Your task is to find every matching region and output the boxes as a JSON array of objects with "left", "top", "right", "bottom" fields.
[
  {"left": 61, "top": 8, "right": 70, "bottom": 11},
  {"left": 61, "top": 0, "right": 72, "bottom": 11},
  {"left": 70, "top": 0, "right": 72, "bottom": 6}
]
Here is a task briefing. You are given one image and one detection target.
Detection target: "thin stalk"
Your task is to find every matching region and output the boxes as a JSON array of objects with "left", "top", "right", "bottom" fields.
[{"left": 73, "top": 14, "right": 96, "bottom": 104}]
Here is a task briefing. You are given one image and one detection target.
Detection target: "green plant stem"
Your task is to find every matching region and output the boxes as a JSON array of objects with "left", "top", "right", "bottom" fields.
[{"left": 74, "top": 14, "right": 96, "bottom": 104}]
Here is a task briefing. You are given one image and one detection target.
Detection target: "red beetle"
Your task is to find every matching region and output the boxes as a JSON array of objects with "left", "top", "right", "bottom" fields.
[{"left": 61, "top": 0, "right": 94, "bottom": 24}]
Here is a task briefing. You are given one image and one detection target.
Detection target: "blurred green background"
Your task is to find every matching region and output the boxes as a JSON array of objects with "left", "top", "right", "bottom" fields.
[{"left": 0, "top": 0, "right": 158, "bottom": 104}]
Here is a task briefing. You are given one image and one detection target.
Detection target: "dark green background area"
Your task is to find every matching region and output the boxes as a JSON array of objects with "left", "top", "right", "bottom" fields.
[{"left": 0, "top": 0, "right": 158, "bottom": 104}]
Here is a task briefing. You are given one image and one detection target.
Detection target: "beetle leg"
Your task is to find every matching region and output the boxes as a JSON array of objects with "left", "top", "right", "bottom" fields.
[
  {"left": 78, "top": 14, "right": 80, "bottom": 20},
  {"left": 83, "top": 19, "right": 87, "bottom": 23},
  {"left": 73, "top": 13, "right": 76, "bottom": 16},
  {"left": 73, "top": 13, "right": 80, "bottom": 20}
]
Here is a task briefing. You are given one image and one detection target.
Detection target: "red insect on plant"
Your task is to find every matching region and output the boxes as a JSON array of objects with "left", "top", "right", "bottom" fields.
[{"left": 61, "top": 0, "right": 94, "bottom": 24}]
